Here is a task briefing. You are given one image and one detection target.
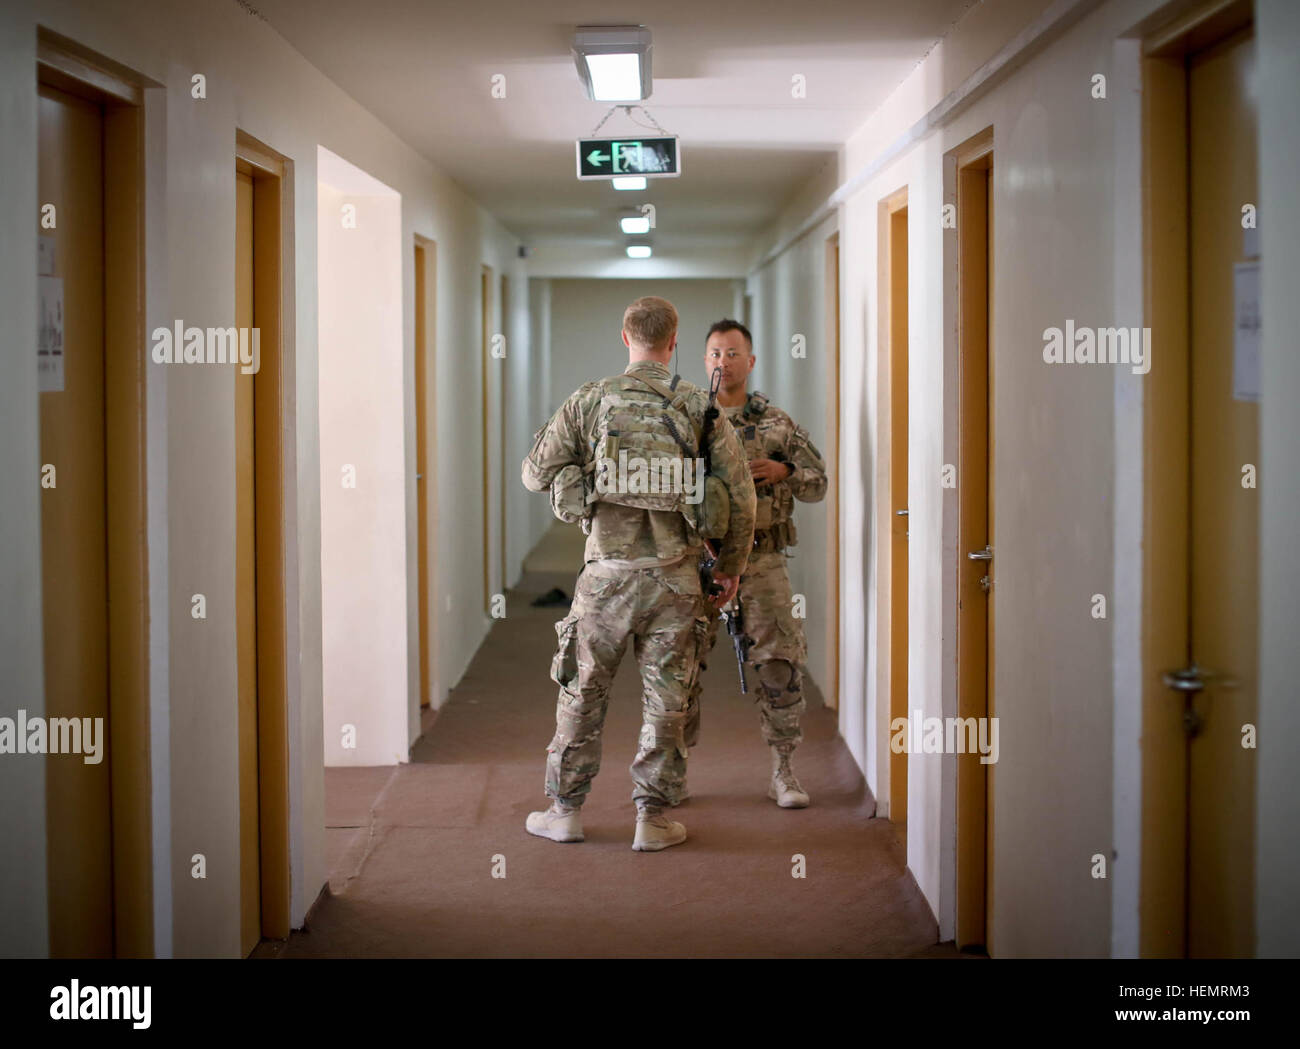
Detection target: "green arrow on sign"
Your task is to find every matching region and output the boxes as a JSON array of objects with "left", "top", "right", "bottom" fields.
[{"left": 586, "top": 149, "right": 610, "bottom": 167}]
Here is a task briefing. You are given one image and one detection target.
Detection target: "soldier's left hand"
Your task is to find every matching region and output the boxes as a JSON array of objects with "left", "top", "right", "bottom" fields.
[{"left": 749, "top": 458, "right": 794, "bottom": 486}]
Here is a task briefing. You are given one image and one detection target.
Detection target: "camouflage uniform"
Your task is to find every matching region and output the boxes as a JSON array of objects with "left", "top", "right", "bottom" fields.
[
  {"left": 522, "top": 360, "right": 756, "bottom": 813},
  {"left": 685, "top": 391, "right": 827, "bottom": 765}
]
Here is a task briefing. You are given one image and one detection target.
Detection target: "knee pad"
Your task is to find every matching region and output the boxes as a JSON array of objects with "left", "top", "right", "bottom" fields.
[{"left": 757, "top": 660, "right": 801, "bottom": 705}]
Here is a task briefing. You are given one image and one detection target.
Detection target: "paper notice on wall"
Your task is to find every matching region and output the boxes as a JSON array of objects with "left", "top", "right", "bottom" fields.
[
  {"left": 1242, "top": 224, "right": 1260, "bottom": 259},
  {"left": 38, "top": 275, "right": 64, "bottom": 393},
  {"left": 1232, "top": 261, "right": 1260, "bottom": 403},
  {"left": 38, "top": 235, "right": 57, "bottom": 276}
]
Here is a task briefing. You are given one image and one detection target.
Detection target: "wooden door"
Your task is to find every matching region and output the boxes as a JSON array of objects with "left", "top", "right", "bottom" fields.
[
  {"left": 1185, "top": 24, "right": 1259, "bottom": 958},
  {"left": 235, "top": 169, "right": 261, "bottom": 956},
  {"left": 235, "top": 146, "right": 290, "bottom": 953},
  {"left": 39, "top": 81, "right": 113, "bottom": 959},
  {"left": 886, "top": 202, "right": 909, "bottom": 826},
  {"left": 415, "top": 241, "right": 437, "bottom": 707},
  {"left": 954, "top": 142, "right": 994, "bottom": 952},
  {"left": 824, "top": 233, "right": 841, "bottom": 711},
  {"left": 500, "top": 273, "right": 508, "bottom": 589},
  {"left": 481, "top": 265, "right": 493, "bottom": 613},
  {"left": 1141, "top": 4, "right": 1258, "bottom": 960}
]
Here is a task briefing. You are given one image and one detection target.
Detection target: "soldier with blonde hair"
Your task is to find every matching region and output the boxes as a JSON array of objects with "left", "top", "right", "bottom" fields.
[{"left": 522, "top": 297, "right": 756, "bottom": 851}]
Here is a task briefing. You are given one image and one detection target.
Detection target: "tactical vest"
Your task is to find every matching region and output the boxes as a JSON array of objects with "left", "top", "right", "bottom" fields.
[
  {"left": 731, "top": 391, "right": 797, "bottom": 548},
  {"left": 578, "top": 372, "right": 704, "bottom": 518},
  {"left": 550, "top": 371, "right": 730, "bottom": 538}
]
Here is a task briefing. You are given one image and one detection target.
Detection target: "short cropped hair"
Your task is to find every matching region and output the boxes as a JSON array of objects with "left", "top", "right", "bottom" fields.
[
  {"left": 622, "top": 297, "right": 679, "bottom": 350},
  {"left": 706, "top": 318, "right": 753, "bottom": 348}
]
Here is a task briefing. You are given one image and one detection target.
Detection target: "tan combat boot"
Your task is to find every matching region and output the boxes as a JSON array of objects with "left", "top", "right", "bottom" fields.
[
  {"left": 768, "top": 747, "right": 810, "bottom": 808},
  {"left": 632, "top": 809, "right": 687, "bottom": 851},
  {"left": 525, "top": 802, "right": 584, "bottom": 843}
]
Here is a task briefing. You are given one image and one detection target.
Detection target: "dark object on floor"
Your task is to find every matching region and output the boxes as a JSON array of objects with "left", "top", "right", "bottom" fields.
[{"left": 531, "top": 587, "right": 571, "bottom": 607}]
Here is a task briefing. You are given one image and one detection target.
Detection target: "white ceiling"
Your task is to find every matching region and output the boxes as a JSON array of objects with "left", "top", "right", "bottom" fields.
[{"left": 252, "top": 0, "right": 976, "bottom": 265}]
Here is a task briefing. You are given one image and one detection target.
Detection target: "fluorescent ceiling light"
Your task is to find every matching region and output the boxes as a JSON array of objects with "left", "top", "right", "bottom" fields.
[
  {"left": 612, "top": 177, "right": 647, "bottom": 191},
  {"left": 626, "top": 245, "right": 652, "bottom": 259},
  {"left": 573, "top": 26, "right": 652, "bottom": 102},
  {"left": 585, "top": 54, "right": 642, "bottom": 101},
  {"left": 620, "top": 216, "right": 651, "bottom": 235}
]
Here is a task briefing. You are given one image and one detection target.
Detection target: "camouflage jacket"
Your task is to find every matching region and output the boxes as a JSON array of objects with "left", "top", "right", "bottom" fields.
[
  {"left": 523, "top": 360, "right": 757, "bottom": 577},
  {"left": 723, "top": 391, "right": 827, "bottom": 549}
]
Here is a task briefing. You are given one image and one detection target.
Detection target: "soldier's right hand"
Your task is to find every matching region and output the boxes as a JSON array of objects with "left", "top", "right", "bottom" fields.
[
  {"left": 749, "top": 458, "right": 792, "bottom": 486},
  {"left": 710, "top": 572, "right": 740, "bottom": 609}
]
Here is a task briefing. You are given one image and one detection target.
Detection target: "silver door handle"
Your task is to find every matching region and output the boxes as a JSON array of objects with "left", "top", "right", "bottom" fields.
[
  {"left": 896, "top": 509, "right": 908, "bottom": 516},
  {"left": 416, "top": 473, "right": 424, "bottom": 480},
  {"left": 967, "top": 545, "right": 993, "bottom": 561},
  {"left": 1162, "top": 665, "right": 1206, "bottom": 693}
]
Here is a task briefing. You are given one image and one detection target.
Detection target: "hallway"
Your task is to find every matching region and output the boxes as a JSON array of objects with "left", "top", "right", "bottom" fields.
[
  {"left": 2, "top": 0, "right": 1298, "bottom": 969},
  {"left": 276, "top": 555, "right": 941, "bottom": 958}
]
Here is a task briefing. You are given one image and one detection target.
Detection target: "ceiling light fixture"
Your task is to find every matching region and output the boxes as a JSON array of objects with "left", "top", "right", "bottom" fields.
[
  {"left": 573, "top": 26, "right": 652, "bottom": 102},
  {"left": 612, "top": 176, "right": 647, "bottom": 191},
  {"left": 620, "top": 216, "right": 651, "bottom": 235},
  {"left": 626, "top": 245, "right": 652, "bottom": 259}
]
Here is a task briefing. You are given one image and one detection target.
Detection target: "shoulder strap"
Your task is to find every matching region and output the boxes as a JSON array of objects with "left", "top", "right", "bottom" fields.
[
  {"left": 626, "top": 371, "right": 687, "bottom": 408},
  {"left": 624, "top": 372, "right": 702, "bottom": 445}
]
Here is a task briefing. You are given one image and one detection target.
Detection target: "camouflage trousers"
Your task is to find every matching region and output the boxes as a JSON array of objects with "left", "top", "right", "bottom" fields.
[
  {"left": 546, "top": 557, "right": 710, "bottom": 812},
  {"left": 686, "top": 550, "right": 807, "bottom": 752}
]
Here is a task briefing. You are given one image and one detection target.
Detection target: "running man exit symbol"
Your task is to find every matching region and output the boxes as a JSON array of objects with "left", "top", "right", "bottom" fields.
[
  {"left": 584, "top": 142, "right": 643, "bottom": 171},
  {"left": 576, "top": 136, "right": 680, "bottom": 180}
]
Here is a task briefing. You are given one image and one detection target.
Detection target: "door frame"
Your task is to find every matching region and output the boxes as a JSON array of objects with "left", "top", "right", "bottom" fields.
[
  {"left": 1138, "top": 0, "right": 1254, "bottom": 959},
  {"left": 877, "top": 187, "right": 909, "bottom": 824},
  {"left": 37, "top": 29, "right": 152, "bottom": 959},
  {"left": 235, "top": 129, "right": 293, "bottom": 946}
]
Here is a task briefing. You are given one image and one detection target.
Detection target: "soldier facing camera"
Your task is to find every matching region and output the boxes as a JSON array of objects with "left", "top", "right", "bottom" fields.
[{"left": 684, "top": 318, "right": 828, "bottom": 810}]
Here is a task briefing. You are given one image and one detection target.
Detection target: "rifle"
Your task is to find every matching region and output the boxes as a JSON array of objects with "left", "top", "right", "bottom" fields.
[
  {"left": 699, "top": 366, "right": 722, "bottom": 478},
  {"left": 696, "top": 368, "right": 724, "bottom": 601},
  {"left": 695, "top": 369, "right": 755, "bottom": 692},
  {"left": 721, "top": 594, "right": 755, "bottom": 694}
]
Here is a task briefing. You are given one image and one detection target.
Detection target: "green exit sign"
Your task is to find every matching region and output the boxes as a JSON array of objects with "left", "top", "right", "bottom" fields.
[{"left": 576, "top": 137, "right": 681, "bottom": 180}]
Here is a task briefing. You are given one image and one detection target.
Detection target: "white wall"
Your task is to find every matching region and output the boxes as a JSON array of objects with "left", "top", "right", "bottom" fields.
[
  {"left": 0, "top": 0, "right": 525, "bottom": 957},
  {"left": 1255, "top": 0, "right": 1300, "bottom": 958},
  {"left": 547, "top": 279, "right": 740, "bottom": 415},
  {"left": 501, "top": 266, "right": 555, "bottom": 589},
  {"left": 524, "top": 279, "right": 555, "bottom": 562},
  {"left": 0, "top": 7, "right": 50, "bottom": 960},
  {"left": 317, "top": 161, "right": 407, "bottom": 766}
]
